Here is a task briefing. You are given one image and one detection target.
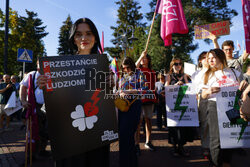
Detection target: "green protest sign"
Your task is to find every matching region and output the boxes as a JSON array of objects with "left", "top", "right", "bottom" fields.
[
  {"left": 165, "top": 84, "right": 199, "bottom": 127},
  {"left": 216, "top": 86, "right": 250, "bottom": 148}
]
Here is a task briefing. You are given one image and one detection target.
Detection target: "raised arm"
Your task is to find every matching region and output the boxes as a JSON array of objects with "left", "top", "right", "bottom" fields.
[
  {"left": 242, "top": 50, "right": 249, "bottom": 62},
  {"left": 208, "top": 34, "right": 219, "bottom": 49},
  {"left": 135, "top": 50, "right": 147, "bottom": 68}
]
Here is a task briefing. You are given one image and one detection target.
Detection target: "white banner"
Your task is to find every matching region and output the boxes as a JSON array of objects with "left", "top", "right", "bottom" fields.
[
  {"left": 165, "top": 84, "right": 199, "bottom": 127},
  {"left": 4, "top": 91, "right": 22, "bottom": 116},
  {"left": 216, "top": 86, "right": 250, "bottom": 148},
  {"left": 184, "top": 62, "right": 196, "bottom": 76}
]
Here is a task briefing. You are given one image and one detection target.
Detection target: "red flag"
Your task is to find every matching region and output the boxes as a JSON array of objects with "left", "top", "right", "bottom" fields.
[
  {"left": 101, "top": 31, "right": 104, "bottom": 53},
  {"left": 156, "top": 0, "right": 188, "bottom": 46},
  {"left": 26, "top": 74, "right": 40, "bottom": 151},
  {"left": 242, "top": 0, "right": 250, "bottom": 53}
]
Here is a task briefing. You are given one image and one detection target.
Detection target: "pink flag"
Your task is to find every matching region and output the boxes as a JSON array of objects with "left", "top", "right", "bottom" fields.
[
  {"left": 26, "top": 74, "right": 40, "bottom": 149},
  {"left": 157, "top": 0, "right": 188, "bottom": 46},
  {"left": 101, "top": 31, "right": 104, "bottom": 53},
  {"left": 242, "top": 0, "right": 250, "bottom": 53},
  {"left": 99, "top": 31, "right": 104, "bottom": 54}
]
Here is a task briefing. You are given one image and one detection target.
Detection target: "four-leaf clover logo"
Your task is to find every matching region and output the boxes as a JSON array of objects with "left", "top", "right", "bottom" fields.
[{"left": 71, "top": 105, "right": 98, "bottom": 131}]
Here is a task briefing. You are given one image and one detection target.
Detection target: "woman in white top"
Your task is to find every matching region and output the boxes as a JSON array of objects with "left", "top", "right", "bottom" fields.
[
  {"left": 191, "top": 51, "right": 210, "bottom": 158},
  {"left": 201, "top": 49, "right": 241, "bottom": 167}
]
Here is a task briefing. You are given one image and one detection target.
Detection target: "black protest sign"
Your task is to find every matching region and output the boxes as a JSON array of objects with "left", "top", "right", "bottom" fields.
[{"left": 39, "top": 54, "right": 118, "bottom": 160}]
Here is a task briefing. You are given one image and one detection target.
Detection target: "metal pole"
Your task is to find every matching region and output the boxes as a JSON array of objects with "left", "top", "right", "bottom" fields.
[
  {"left": 23, "top": 62, "right": 25, "bottom": 78},
  {"left": 4, "top": 0, "right": 10, "bottom": 74}
]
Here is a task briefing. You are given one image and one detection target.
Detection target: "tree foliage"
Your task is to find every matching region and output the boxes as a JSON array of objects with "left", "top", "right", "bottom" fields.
[
  {"left": 57, "top": 15, "right": 74, "bottom": 55},
  {"left": 107, "top": 0, "right": 146, "bottom": 62},
  {"left": 0, "top": 9, "right": 48, "bottom": 74},
  {"left": 108, "top": 0, "right": 238, "bottom": 72},
  {"left": 145, "top": 0, "right": 238, "bottom": 71}
]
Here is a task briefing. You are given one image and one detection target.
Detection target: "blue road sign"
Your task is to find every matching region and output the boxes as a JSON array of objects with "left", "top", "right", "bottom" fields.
[{"left": 17, "top": 48, "right": 33, "bottom": 63}]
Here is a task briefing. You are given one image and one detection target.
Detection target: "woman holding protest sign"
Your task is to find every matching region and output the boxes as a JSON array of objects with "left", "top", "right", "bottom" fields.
[
  {"left": 201, "top": 49, "right": 242, "bottom": 167},
  {"left": 116, "top": 56, "right": 148, "bottom": 167},
  {"left": 165, "top": 57, "right": 193, "bottom": 157},
  {"left": 37, "top": 18, "right": 110, "bottom": 167}
]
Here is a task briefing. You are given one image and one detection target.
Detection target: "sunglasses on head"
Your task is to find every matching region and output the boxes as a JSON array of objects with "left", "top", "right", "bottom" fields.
[{"left": 173, "top": 63, "right": 182, "bottom": 66}]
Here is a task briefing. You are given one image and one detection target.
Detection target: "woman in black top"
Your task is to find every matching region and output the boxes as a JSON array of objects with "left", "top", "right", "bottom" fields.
[
  {"left": 165, "top": 58, "right": 193, "bottom": 157},
  {"left": 38, "top": 18, "right": 110, "bottom": 167}
]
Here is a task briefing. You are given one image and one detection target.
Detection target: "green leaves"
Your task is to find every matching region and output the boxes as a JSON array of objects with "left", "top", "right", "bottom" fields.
[
  {"left": 57, "top": 15, "right": 74, "bottom": 55},
  {"left": 0, "top": 8, "right": 48, "bottom": 75},
  {"left": 107, "top": 0, "right": 146, "bottom": 60}
]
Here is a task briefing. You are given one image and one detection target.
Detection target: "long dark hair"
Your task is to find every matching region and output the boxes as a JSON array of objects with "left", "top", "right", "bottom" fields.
[
  {"left": 69, "top": 18, "right": 102, "bottom": 54},
  {"left": 121, "top": 57, "right": 136, "bottom": 76},
  {"left": 140, "top": 54, "right": 152, "bottom": 70}
]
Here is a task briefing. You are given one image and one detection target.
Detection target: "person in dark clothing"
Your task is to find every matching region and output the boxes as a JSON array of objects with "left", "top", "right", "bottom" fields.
[
  {"left": 37, "top": 18, "right": 110, "bottom": 167},
  {"left": 117, "top": 57, "right": 147, "bottom": 167},
  {"left": 0, "top": 74, "right": 16, "bottom": 132},
  {"left": 165, "top": 58, "right": 193, "bottom": 157},
  {"left": 155, "top": 73, "right": 166, "bottom": 130}
]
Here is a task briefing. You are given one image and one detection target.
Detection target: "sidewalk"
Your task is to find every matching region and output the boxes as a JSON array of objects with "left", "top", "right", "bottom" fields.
[{"left": 1, "top": 118, "right": 250, "bottom": 167}]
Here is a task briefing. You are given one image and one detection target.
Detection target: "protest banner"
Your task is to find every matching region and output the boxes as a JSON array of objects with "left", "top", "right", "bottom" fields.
[
  {"left": 194, "top": 21, "right": 230, "bottom": 39},
  {"left": 216, "top": 86, "right": 250, "bottom": 148},
  {"left": 184, "top": 62, "right": 196, "bottom": 77},
  {"left": 39, "top": 54, "right": 118, "bottom": 160},
  {"left": 165, "top": 84, "right": 199, "bottom": 127}
]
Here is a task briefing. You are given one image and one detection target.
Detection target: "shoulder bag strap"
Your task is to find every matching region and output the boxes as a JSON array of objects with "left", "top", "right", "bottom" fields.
[{"left": 230, "top": 68, "right": 240, "bottom": 83}]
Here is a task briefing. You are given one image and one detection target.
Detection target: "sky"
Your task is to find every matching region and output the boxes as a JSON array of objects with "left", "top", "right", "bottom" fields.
[{"left": 0, "top": 0, "right": 246, "bottom": 64}]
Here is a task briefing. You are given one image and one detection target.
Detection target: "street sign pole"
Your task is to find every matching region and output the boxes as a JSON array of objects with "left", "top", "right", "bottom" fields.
[
  {"left": 23, "top": 62, "right": 25, "bottom": 79},
  {"left": 17, "top": 48, "right": 33, "bottom": 78},
  {"left": 4, "top": 0, "right": 10, "bottom": 74}
]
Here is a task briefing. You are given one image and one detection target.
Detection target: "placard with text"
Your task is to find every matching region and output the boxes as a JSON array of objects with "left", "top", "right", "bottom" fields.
[
  {"left": 39, "top": 54, "right": 118, "bottom": 160},
  {"left": 216, "top": 86, "right": 250, "bottom": 148},
  {"left": 165, "top": 84, "right": 199, "bottom": 127},
  {"left": 194, "top": 21, "right": 230, "bottom": 39}
]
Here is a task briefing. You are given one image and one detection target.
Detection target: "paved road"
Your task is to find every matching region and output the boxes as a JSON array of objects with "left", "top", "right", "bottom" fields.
[{"left": 1, "top": 118, "right": 250, "bottom": 167}]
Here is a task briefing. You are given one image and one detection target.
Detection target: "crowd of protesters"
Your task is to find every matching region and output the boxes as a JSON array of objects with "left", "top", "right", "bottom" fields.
[{"left": 1, "top": 17, "right": 250, "bottom": 167}]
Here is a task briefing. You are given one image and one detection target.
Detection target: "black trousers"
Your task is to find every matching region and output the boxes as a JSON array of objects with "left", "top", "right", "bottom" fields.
[
  {"left": 207, "top": 101, "right": 232, "bottom": 166},
  {"left": 118, "top": 100, "right": 141, "bottom": 167},
  {"left": 198, "top": 97, "right": 209, "bottom": 149},
  {"left": 36, "top": 105, "right": 49, "bottom": 152},
  {"left": 156, "top": 100, "right": 166, "bottom": 128}
]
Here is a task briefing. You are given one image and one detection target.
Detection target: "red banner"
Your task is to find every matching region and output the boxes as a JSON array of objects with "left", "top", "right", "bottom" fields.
[{"left": 242, "top": 0, "right": 250, "bottom": 53}]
